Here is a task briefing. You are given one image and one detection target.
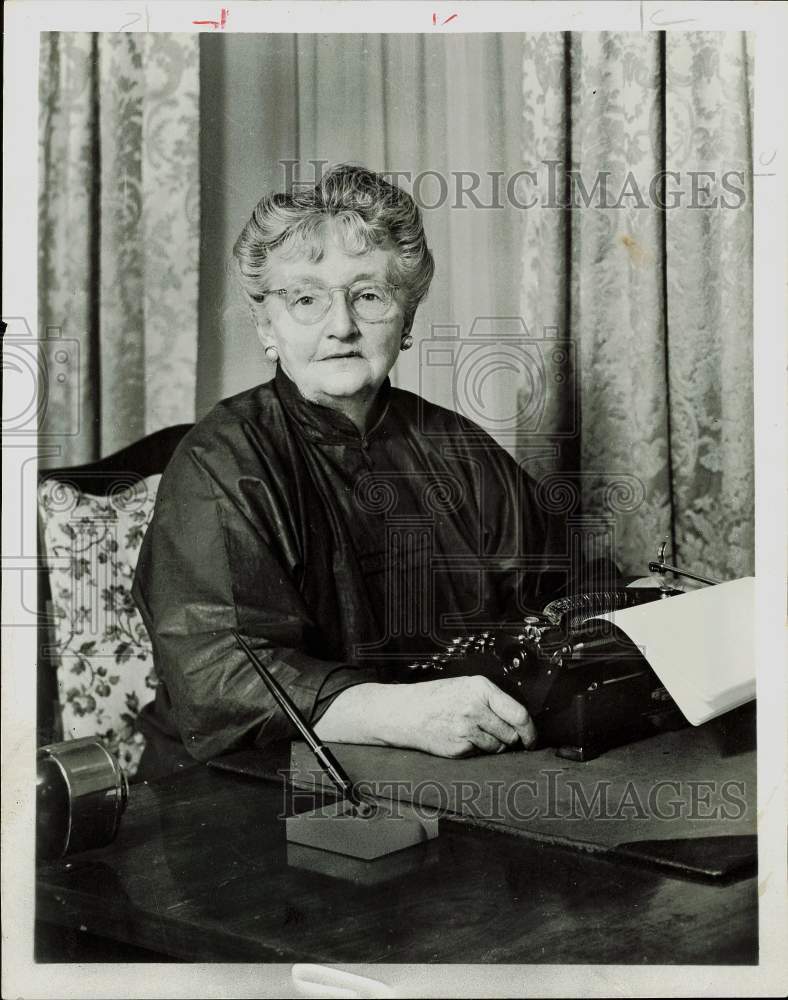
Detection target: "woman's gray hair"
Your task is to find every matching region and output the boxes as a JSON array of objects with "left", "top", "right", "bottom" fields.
[{"left": 232, "top": 164, "right": 435, "bottom": 324}]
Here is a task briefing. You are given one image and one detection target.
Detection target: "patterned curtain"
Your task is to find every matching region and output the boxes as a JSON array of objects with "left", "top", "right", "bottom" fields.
[
  {"left": 38, "top": 33, "right": 200, "bottom": 466},
  {"left": 520, "top": 32, "right": 753, "bottom": 581}
]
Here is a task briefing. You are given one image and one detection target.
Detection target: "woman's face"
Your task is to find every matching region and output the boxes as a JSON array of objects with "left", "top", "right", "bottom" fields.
[{"left": 255, "top": 224, "right": 410, "bottom": 410}]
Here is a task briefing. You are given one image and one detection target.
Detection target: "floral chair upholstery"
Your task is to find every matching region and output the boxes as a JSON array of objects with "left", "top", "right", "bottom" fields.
[{"left": 37, "top": 426, "right": 191, "bottom": 779}]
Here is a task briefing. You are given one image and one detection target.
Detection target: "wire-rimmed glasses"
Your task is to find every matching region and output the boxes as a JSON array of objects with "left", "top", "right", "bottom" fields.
[{"left": 257, "top": 281, "right": 401, "bottom": 325}]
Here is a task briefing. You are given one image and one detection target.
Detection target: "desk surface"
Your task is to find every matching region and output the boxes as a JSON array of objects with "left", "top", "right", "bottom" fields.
[{"left": 36, "top": 761, "right": 757, "bottom": 965}]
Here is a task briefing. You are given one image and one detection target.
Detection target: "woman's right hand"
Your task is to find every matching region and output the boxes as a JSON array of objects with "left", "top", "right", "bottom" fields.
[{"left": 315, "top": 677, "right": 537, "bottom": 757}]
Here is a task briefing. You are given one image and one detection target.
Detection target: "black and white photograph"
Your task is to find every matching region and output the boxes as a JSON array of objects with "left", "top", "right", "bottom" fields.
[{"left": 2, "top": 2, "right": 786, "bottom": 997}]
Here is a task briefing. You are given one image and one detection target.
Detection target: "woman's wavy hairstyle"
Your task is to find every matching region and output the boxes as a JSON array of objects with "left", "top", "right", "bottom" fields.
[{"left": 232, "top": 164, "right": 435, "bottom": 327}]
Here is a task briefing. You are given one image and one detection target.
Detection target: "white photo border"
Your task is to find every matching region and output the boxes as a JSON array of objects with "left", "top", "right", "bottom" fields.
[{"left": 3, "top": 2, "right": 786, "bottom": 997}]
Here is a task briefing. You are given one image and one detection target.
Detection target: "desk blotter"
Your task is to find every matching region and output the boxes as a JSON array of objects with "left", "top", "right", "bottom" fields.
[
  {"left": 210, "top": 705, "right": 756, "bottom": 879},
  {"left": 288, "top": 708, "right": 756, "bottom": 878}
]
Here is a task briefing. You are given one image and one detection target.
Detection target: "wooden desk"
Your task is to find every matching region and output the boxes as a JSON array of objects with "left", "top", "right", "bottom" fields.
[{"left": 36, "top": 762, "right": 757, "bottom": 964}]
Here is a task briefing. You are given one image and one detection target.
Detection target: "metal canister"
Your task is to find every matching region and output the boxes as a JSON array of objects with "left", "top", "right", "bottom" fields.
[{"left": 36, "top": 737, "right": 128, "bottom": 861}]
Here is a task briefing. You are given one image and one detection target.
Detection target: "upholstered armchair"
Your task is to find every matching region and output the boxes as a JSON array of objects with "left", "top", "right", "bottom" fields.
[{"left": 37, "top": 426, "right": 191, "bottom": 779}]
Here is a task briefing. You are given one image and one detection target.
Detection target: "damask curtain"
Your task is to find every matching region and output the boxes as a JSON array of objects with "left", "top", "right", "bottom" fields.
[
  {"left": 38, "top": 32, "right": 200, "bottom": 467},
  {"left": 520, "top": 32, "right": 753, "bottom": 579}
]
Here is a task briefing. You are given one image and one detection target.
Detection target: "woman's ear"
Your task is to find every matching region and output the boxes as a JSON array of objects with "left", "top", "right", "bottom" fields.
[
  {"left": 251, "top": 301, "right": 272, "bottom": 343},
  {"left": 252, "top": 306, "right": 280, "bottom": 363}
]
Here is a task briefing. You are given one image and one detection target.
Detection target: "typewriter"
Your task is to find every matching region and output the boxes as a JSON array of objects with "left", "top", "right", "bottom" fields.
[{"left": 402, "top": 544, "right": 720, "bottom": 761}]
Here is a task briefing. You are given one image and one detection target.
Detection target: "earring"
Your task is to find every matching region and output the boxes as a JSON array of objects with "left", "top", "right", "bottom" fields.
[
  {"left": 400, "top": 335, "right": 413, "bottom": 351},
  {"left": 264, "top": 345, "right": 279, "bottom": 364}
]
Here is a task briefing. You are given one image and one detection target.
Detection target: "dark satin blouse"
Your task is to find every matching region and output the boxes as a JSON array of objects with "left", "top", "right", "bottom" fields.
[{"left": 132, "top": 365, "right": 553, "bottom": 768}]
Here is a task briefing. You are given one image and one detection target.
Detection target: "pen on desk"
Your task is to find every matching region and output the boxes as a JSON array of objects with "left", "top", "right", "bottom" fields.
[{"left": 231, "top": 629, "right": 374, "bottom": 818}]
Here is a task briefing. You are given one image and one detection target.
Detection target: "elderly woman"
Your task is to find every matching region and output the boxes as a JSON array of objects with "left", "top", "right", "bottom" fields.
[{"left": 132, "top": 165, "right": 555, "bottom": 778}]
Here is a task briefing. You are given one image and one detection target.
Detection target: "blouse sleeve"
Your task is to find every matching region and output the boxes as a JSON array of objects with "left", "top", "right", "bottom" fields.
[{"left": 132, "top": 440, "right": 379, "bottom": 763}]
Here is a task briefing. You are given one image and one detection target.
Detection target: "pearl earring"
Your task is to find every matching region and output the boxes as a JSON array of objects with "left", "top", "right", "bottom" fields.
[
  {"left": 264, "top": 345, "right": 279, "bottom": 363},
  {"left": 401, "top": 335, "right": 413, "bottom": 351}
]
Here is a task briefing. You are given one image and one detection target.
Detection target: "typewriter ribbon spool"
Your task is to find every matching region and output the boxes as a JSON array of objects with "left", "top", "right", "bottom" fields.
[{"left": 36, "top": 737, "right": 128, "bottom": 861}]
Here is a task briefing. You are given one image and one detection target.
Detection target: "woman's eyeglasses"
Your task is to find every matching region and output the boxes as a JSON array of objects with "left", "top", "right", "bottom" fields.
[{"left": 257, "top": 281, "right": 400, "bottom": 325}]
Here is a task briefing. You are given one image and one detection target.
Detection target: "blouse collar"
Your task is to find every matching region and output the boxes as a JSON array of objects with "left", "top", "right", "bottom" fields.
[{"left": 273, "top": 364, "right": 392, "bottom": 443}]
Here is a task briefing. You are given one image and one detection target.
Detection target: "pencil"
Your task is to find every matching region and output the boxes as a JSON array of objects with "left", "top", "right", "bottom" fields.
[{"left": 232, "top": 629, "right": 373, "bottom": 817}]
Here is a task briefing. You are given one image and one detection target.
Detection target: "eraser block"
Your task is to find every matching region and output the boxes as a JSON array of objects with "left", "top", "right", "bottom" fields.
[
  {"left": 286, "top": 840, "right": 439, "bottom": 884},
  {"left": 285, "top": 799, "right": 439, "bottom": 860}
]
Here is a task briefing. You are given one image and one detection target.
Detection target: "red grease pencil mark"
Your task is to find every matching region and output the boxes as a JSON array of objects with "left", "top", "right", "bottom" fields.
[
  {"left": 432, "top": 13, "right": 458, "bottom": 26},
  {"left": 193, "top": 7, "right": 228, "bottom": 29}
]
